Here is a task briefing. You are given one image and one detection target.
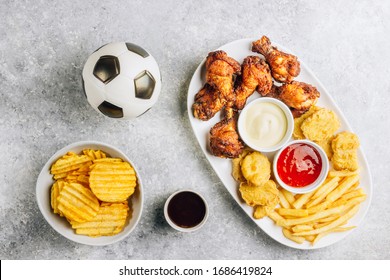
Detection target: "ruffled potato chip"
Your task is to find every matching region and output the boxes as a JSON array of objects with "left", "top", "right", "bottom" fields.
[
  {"left": 89, "top": 161, "right": 137, "bottom": 202},
  {"left": 70, "top": 202, "right": 129, "bottom": 237},
  {"left": 57, "top": 182, "right": 100, "bottom": 223},
  {"left": 51, "top": 180, "right": 65, "bottom": 216},
  {"left": 51, "top": 154, "right": 92, "bottom": 175},
  {"left": 83, "top": 149, "right": 107, "bottom": 161}
]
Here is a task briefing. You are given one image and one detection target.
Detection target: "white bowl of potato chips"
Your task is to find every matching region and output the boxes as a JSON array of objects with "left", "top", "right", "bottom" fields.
[{"left": 36, "top": 141, "right": 143, "bottom": 246}]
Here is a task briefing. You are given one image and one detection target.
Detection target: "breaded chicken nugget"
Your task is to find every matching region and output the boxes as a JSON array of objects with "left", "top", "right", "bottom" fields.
[
  {"left": 241, "top": 152, "right": 271, "bottom": 186},
  {"left": 231, "top": 148, "right": 253, "bottom": 182},
  {"left": 331, "top": 131, "right": 360, "bottom": 171},
  {"left": 301, "top": 108, "right": 340, "bottom": 141},
  {"left": 293, "top": 105, "right": 320, "bottom": 139},
  {"left": 332, "top": 150, "right": 359, "bottom": 171},
  {"left": 253, "top": 205, "right": 275, "bottom": 219},
  {"left": 315, "top": 136, "right": 335, "bottom": 160},
  {"left": 331, "top": 131, "right": 360, "bottom": 150},
  {"left": 239, "top": 180, "right": 279, "bottom": 207}
]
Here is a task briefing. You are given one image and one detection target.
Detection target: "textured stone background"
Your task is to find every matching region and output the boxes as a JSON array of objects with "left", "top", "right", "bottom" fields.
[{"left": 1, "top": 0, "right": 389, "bottom": 259}]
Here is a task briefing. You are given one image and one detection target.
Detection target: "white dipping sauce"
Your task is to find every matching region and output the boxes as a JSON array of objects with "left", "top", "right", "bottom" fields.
[{"left": 242, "top": 102, "right": 287, "bottom": 148}]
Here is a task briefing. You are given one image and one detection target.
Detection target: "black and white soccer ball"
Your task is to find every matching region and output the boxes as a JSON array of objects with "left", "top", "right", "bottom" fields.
[{"left": 82, "top": 42, "right": 161, "bottom": 119}]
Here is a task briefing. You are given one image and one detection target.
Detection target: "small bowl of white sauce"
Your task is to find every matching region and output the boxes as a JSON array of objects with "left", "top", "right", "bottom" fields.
[{"left": 238, "top": 97, "right": 293, "bottom": 153}]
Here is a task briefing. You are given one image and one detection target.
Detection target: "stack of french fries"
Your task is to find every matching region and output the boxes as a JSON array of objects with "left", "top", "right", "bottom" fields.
[{"left": 268, "top": 170, "right": 366, "bottom": 245}]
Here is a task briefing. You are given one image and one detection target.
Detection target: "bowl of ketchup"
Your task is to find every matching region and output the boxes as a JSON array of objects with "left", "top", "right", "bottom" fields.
[{"left": 273, "top": 140, "right": 329, "bottom": 194}]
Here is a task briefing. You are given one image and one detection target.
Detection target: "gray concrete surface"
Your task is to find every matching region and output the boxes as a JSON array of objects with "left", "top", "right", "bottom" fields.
[{"left": 1, "top": 0, "right": 389, "bottom": 259}]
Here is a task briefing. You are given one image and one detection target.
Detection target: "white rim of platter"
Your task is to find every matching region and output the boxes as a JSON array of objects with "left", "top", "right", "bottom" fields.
[{"left": 186, "top": 38, "right": 372, "bottom": 249}]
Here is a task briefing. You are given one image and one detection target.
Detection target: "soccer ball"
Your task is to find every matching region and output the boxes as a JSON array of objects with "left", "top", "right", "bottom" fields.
[{"left": 82, "top": 42, "right": 161, "bottom": 119}]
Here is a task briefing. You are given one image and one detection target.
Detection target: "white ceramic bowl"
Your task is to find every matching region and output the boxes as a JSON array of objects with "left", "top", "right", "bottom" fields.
[
  {"left": 238, "top": 97, "right": 294, "bottom": 153},
  {"left": 273, "top": 140, "right": 329, "bottom": 194},
  {"left": 36, "top": 141, "right": 143, "bottom": 246},
  {"left": 164, "top": 189, "right": 209, "bottom": 233}
]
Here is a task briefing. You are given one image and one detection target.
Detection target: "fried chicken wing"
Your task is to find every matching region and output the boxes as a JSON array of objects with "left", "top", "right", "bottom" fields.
[
  {"left": 209, "top": 106, "right": 244, "bottom": 158},
  {"left": 270, "top": 81, "right": 320, "bottom": 117},
  {"left": 234, "top": 56, "right": 273, "bottom": 109},
  {"left": 192, "top": 83, "right": 225, "bottom": 121},
  {"left": 252, "top": 36, "right": 300, "bottom": 83},
  {"left": 192, "top": 51, "right": 241, "bottom": 121},
  {"left": 205, "top": 50, "right": 241, "bottom": 103}
]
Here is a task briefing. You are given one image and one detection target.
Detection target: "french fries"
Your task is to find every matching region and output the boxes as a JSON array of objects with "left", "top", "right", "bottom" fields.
[
  {"left": 277, "top": 208, "right": 309, "bottom": 218},
  {"left": 270, "top": 171, "right": 366, "bottom": 246},
  {"left": 282, "top": 228, "right": 305, "bottom": 244}
]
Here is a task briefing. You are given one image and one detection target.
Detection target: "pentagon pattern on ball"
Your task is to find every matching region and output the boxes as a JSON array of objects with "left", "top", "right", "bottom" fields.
[
  {"left": 125, "top": 43, "right": 149, "bottom": 58},
  {"left": 93, "top": 55, "right": 120, "bottom": 84},
  {"left": 134, "top": 70, "right": 155, "bottom": 100},
  {"left": 98, "top": 101, "right": 123, "bottom": 118}
]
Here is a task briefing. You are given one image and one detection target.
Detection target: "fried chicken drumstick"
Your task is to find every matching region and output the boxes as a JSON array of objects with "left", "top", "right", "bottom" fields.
[
  {"left": 270, "top": 81, "right": 320, "bottom": 117},
  {"left": 192, "top": 84, "right": 224, "bottom": 121},
  {"left": 205, "top": 50, "right": 241, "bottom": 103},
  {"left": 209, "top": 106, "right": 244, "bottom": 158},
  {"left": 192, "top": 51, "right": 241, "bottom": 121},
  {"left": 252, "top": 36, "right": 300, "bottom": 83},
  {"left": 234, "top": 56, "right": 273, "bottom": 110}
]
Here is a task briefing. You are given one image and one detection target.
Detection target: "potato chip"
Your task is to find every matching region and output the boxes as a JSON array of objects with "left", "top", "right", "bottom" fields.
[
  {"left": 93, "top": 158, "right": 123, "bottom": 163},
  {"left": 89, "top": 161, "right": 137, "bottom": 202},
  {"left": 53, "top": 173, "right": 68, "bottom": 180},
  {"left": 51, "top": 180, "right": 65, "bottom": 216},
  {"left": 301, "top": 108, "right": 340, "bottom": 142},
  {"left": 64, "top": 162, "right": 91, "bottom": 186},
  {"left": 241, "top": 151, "right": 271, "bottom": 186},
  {"left": 57, "top": 182, "right": 100, "bottom": 223},
  {"left": 51, "top": 154, "right": 92, "bottom": 175},
  {"left": 67, "top": 173, "right": 90, "bottom": 186},
  {"left": 70, "top": 202, "right": 129, "bottom": 236},
  {"left": 83, "top": 149, "right": 107, "bottom": 160}
]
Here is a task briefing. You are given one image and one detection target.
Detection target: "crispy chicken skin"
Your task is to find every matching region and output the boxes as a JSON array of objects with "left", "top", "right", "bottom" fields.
[
  {"left": 252, "top": 36, "right": 300, "bottom": 83},
  {"left": 205, "top": 50, "right": 241, "bottom": 103},
  {"left": 270, "top": 81, "right": 320, "bottom": 117},
  {"left": 234, "top": 56, "right": 273, "bottom": 109},
  {"left": 209, "top": 106, "right": 244, "bottom": 158},
  {"left": 192, "top": 51, "right": 241, "bottom": 121},
  {"left": 192, "top": 83, "right": 225, "bottom": 121}
]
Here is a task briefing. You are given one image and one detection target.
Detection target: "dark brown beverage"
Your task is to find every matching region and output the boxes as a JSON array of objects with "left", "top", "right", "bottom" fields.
[{"left": 167, "top": 191, "right": 207, "bottom": 228}]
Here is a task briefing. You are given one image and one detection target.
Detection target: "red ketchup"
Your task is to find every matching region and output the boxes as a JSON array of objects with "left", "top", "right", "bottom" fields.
[{"left": 277, "top": 143, "right": 322, "bottom": 187}]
